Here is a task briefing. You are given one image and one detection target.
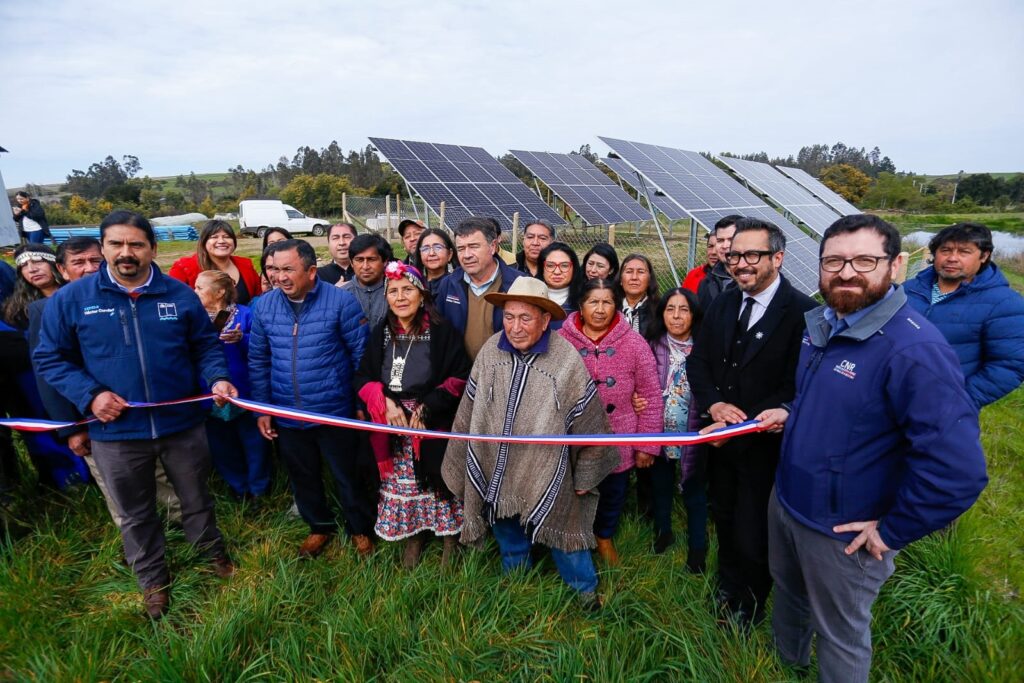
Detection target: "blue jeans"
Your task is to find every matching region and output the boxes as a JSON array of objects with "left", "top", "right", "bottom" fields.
[
  {"left": 491, "top": 516, "right": 599, "bottom": 594},
  {"left": 25, "top": 231, "right": 45, "bottom": 244},
  {"left": 205, "top": 413, "right": 271, "bottom": 497},
  {"left": 594, "top": 470, "right": 630, "bottom": 539}
]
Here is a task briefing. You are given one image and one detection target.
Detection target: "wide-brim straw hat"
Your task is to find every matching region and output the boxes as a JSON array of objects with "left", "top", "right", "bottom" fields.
[{"left": 485, "top": 277, "right": 567, "bottom": 320}]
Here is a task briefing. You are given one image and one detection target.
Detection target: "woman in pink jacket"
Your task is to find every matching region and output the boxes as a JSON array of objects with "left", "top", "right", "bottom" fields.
[{"left": 559, "top": 278, "right": 663, "bottom": 565}]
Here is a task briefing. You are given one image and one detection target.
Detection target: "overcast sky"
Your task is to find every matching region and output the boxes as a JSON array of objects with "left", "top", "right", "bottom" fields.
[{"left": 1, "top": 0, "right": 1021, "bottom": 187}]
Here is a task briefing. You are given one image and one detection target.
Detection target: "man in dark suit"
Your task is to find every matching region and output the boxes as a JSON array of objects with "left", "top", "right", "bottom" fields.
[{"left": 688, "top": 217, "right": 817, "bottom": 627}]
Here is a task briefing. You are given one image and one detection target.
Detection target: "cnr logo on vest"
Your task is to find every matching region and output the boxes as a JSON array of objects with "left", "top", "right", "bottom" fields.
[{"left": 833, "top": 359, "right": 857, "bottom": 380}]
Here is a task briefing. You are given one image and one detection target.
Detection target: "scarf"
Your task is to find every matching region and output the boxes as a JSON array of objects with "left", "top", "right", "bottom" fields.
[{"left": 662, "top": 335, "right": 693, "bottom": 459}]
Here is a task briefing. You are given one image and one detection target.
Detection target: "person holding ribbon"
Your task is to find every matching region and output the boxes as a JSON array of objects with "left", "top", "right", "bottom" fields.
[
  {"left": 442, "top": 278, "right": 619, "bottom": 611},
  {"left": 354, "top": 261, "right": 470, "bottom": 569},
  {"left": 558, "top": 278, "right": 663, "bottom": 566}
]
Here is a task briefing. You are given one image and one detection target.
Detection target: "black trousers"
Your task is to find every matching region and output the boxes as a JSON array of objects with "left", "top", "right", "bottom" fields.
[
  {"left": 276, "top": 425, "right": 375, "bottom": 536},
  {"left": 708, "top": 441, "right": 779, "bottom": 616}
]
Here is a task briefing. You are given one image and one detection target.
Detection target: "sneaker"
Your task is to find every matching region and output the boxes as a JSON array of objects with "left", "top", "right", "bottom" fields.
[{"left": 578, "top": 591, "right": 604, "bottom": 613}]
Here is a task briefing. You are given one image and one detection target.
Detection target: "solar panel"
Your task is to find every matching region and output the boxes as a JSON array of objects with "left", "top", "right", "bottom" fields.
[
  {"left": 716, "top": 156, "right": 841, "bottom": 236},
  {"left": 368, "top": 137, "right": 565, "bottom": 232},
  {"left": 599, "top": 157, "right": 690, "bottom": 221},
  {"left": 598, "top": 136, "right": 821, "bottom": 295},
  {"left": 775, "top": 165, "right": 861, "bottom": 216},
  {"left": 508, "top": 150, "right": 650, "bottom": 225}
]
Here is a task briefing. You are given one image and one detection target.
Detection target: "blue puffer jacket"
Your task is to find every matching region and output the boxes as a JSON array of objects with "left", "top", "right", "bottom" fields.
[
  {"left": 776, "top": 287, "right": 987, "bottom": 551},
  {"left": 905, "top": 263, "right": 1024, "bottom": 408},
  {"left": 33, "top": 266, "right": 229, "bottom": 441},
  {"left": 249, "top": 279, "right": 368, "bottom": 429},
  {"left": 434, "top": 260, "right": 522, "bottom": 336}
]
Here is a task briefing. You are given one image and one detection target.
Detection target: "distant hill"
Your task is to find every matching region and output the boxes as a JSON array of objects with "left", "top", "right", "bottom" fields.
[{"left": 921, "top": 172, "right": 1022, "bottom": 182}]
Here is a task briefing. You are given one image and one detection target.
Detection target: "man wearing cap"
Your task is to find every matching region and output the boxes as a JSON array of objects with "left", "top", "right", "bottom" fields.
[
  {"left": 397, "top": 219, "right": 425, "bottom": 266},
  {"left": 442, "top": 278, "right": 619, "bottom": 610},
  {"left": 435, "top": 216, "right": 523, "bottom": 360}
]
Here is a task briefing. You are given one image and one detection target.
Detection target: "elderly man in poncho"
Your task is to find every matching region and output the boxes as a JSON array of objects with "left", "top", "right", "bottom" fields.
[{"left": 442, "top": 278, "right": 619, "bottom": 610}]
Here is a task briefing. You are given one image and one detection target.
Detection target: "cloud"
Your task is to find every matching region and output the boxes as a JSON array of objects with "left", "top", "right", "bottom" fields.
[{"left": 0, "top": 0, "right": 1020, "bottom": 186}]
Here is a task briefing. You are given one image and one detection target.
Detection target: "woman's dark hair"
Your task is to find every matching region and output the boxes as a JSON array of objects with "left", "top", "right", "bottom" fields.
[
  {"left": 4, "top": 244, "right": 64, "bottom": 329},
  {"left": 197, "top": 220, "right": 237, "bottom": 271},
  {"left": 615, "top": 253, "right": 659, "bottom": 305},
  {"left": 536, "top": 242, "right": 584, "bottom": 309},
  {"left": 261, "top": 227, "right": 292, "bottom": 252},
  {"left": 581, "top": 242, "right": 620, "bottom": 280},
  {"left": 413, "top": 228, "right": 455, "bottom": 278},
  {"left": 645, "top": 287, "right": 703, "bottom": 343},
  {"left": 577, "top": 277, "right": 618, "bottom": 310},
  {"left": 384, "top": 271, "right": 440, "bottom": 337}
]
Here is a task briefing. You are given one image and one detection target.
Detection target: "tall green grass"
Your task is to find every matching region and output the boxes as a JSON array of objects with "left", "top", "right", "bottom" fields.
[{"left": 2, "top": 388, "right": 1022, "bottom": 682}]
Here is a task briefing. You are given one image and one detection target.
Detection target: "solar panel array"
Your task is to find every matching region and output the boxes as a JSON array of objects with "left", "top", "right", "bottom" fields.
[
  {"left": 776, "top": 165, "right": 861, "bottom": 216},
  {"left": 716, "top": 156, "right": 840, "bottom": 236},
  {"left": 368, "top": 137, "right": 565, "bottom": 232},
  {"left": 508, "top": 150, "right": 650, "bottom": 225},
  {"left": 599, "top": 157, "right": 690, "bottom": 220},
  {"left": 598, "top": 136, "right": 821, "bottom": 295}
]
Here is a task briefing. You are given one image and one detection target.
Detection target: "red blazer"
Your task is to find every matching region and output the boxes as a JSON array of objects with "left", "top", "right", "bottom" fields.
[{"left": 168, "top": 252, "right": 262, "bottom": 296}]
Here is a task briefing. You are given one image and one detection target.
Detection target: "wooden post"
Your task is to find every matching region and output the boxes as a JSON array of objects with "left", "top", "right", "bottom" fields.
[
  {"left": 386, "top": 195, "right": 393, "bottom": 240},
  {"left": 512, "top": 212, "right": 520, "bottom": 256},
  {"left": 607, "top": 223, "right": 616, "bottom": 247},
  {"left": 423, "top": 198, "right": 429, "bottom": 228},
  {"left": 342, "top": 192, "right": 351, "bottom": 223},
  {"left": 396, "top": 195, "right": 402, "bottom": 223},
  {"left": 439, "top": 201, "right": 446, "bottom": 231}
]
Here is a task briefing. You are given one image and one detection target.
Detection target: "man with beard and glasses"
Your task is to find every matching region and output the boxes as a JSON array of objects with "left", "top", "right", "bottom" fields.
[
  {"left": 35, "top": 210, "right": 237, "bottom": 620},
  {"left": 688, "top": 217, "right": 816, "bottom": 628},
  {"left": 767, "top": 214, "right": 987, "bottom": 683},
  {"left": 904, "top": 222, "right": 1024, "bottom": 408}
]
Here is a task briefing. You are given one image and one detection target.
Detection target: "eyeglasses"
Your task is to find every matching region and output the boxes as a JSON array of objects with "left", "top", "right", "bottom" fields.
[
  {"left": 419, "top": 244, "right": 449, "bottom": 254},
  {"left": 724, "top": 250, "right": 775, "bottom": 265},
  {"left": 819, "top": 255, "right": 891, "bottom": 273},
  {"left": 544, "top": 262, "right": 572, "bottom": 273}
]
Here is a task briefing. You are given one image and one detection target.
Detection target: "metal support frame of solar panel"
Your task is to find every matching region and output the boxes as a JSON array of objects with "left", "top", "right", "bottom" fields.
[
  {"left": 507, "top": 150, "right": 650, "bottom": 226},
  {"left": 368, "top": 137, "right": 565, "bottom": 233},
  {"left": 598, "top": 136, "right": 821, "bottom": 295},
  {"left": 599, "top": 157, "right": 690, "bottom": 221},
  {"left": 775, "top": 165, "right": 861, "bottom": 216},
  {"left": 716, "top": 156, "right": 840, "bottom": 237}
]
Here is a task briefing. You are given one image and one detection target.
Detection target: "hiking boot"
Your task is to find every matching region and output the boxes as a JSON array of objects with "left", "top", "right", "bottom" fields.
[
  {"left": 298, "top": 533, "right": 334, "bottom": 559},
  {"left": 402, "top": 535, "right": 425, "bottom": 570},
  {"left": 352, "top": 534, "right": 374, "bottom": 558},
  {"left": 653, "top": 531, "right": 675, "bottom": 554},
  {"left": 143, "top": 586, "right": 170, "bottom": 620},
  {"left": 595, "top": 537, "right": 619, "bottom": 566},
  {"left": 211, "top": 554, "right": 236, "bottom": 579}
]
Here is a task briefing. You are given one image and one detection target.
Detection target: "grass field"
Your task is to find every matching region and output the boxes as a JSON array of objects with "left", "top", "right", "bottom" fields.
[
  {"left": 1, "top": 228, "right": 1022, "bottom": 680},
  {"left": 881, "top": 212, "right": 1024, "bottom": 236}
]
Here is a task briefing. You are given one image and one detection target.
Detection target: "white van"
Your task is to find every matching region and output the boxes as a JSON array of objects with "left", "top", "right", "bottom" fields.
[{"left": 238, "top": 200, "right": 331, "bottom": 238}]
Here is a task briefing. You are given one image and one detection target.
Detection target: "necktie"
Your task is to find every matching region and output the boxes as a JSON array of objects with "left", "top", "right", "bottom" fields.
[{"left": 736, "top": 297, "right": 754, "bottom": 335}]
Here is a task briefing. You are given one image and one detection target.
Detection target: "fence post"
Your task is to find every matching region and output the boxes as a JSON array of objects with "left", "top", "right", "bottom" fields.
[
  {"left": 386, "top": 195, "right": 393, "bottom": 241},
  {"left": 512, "top": 212, "right": 520, "bottom": 256},
  {"left": 423, "top": 198, "right": 429, "bottom": 228},
  {"left": 439, "top": 201, "right": 446, "bottom": 231},
  {"left": 342, "top": 192, "right": 351, "bottom": 223},
  {"left": 608, "top": 223, "right": 616, "bottom": 247},
  {"left": 895, "top": 251, "right": 910, "bottom": 283},
  {"left": 397, "top": 194, "right": 402, "bottom": 223}
]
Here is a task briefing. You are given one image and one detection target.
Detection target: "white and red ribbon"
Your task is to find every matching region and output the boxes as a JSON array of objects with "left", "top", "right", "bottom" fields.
[{"left": 0, "top": 394, "right": 767, "bottom": 446}]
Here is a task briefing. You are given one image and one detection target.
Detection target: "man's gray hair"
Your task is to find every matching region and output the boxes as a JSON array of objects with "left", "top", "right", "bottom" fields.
[{"left": 522, "top": 219, "right": 556, "bottom": 240}]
